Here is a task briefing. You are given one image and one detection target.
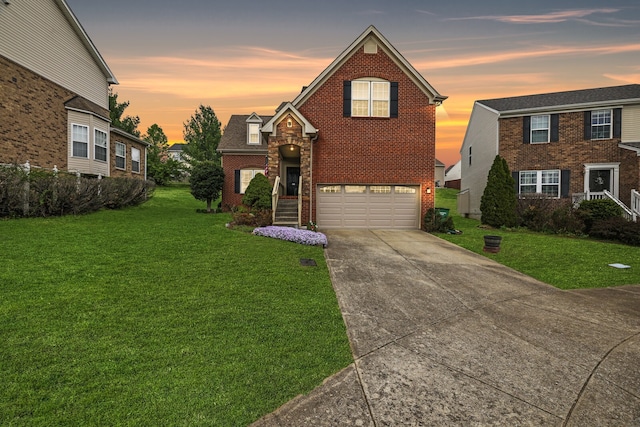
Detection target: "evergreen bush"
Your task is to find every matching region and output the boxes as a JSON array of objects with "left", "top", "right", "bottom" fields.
[
  {"left": 480, "top": 155, "right": 517, "bottom": 228},
  {"left": 242, "top": 173, "right": 272, "bottom": 211}
]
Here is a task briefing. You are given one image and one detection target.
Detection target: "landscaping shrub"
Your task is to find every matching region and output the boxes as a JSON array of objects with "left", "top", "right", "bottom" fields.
[
  {"left": 578, "top": 198, "right": 623, "bottom": 233},
  {"left": 231, "top": 205, "right": 272, "bottom": 227},
  {"left": 480, "top": 155, "right": 517, "bottom": 228},
  {"left": 242, "top": 173, "right": 272, "bottom": 211},
  {"left": 0, "top": 166, "right": 154, "bottom": 218},
  {"left": 590, "top": 216, "right": 640, "bottom": 246},
  {"left": 549, "top": 203, "right": 586, "bottom": 235},
  {"left": 516, "top": 195, "right": 582, "bottom": 234},
  {"left": 423, "top": 208, "right": 455, "bottom": 233},
  {"left": 189, "top": 161, "right": 224, "bottom": 213}
]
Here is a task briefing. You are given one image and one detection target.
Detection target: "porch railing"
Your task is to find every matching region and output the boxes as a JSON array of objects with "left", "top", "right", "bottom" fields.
[
  {"left": 574, "top": 191, "right": 635, "bottom": 221},
  {"left": 297, "top": 176, "right": 302, "bottom": 228},
  {"left": 271, "top": 175, "right": 280, "bottom": 224},
  {"left": 603, "top": 190, "right": 634, "bottom": 221},
  {"left": 632, "top": 189, "right": 640, "bottom": 222}
]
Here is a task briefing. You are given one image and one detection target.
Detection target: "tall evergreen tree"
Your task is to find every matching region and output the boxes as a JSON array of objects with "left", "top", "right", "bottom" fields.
[
  {"left": 182, "top": 105, "right": 221, "bottom": 164},
  {"left": 480, "top": 155, "right": 517, "bottom": 227}
]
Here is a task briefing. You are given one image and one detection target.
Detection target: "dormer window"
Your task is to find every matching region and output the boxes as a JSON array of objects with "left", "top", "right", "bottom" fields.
[{"left": 248, "top": 123, "right": 260, "bottom": 145}]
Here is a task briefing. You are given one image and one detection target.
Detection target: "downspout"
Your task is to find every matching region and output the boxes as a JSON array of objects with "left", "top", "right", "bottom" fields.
[{"left": 310, "top": 132, "right": 318, "bottom": 224}]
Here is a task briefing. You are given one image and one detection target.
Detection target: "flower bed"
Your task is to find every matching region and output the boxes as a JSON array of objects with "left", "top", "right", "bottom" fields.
[{"left": 253, "top": 226, "right": 328, "bottom": 247}]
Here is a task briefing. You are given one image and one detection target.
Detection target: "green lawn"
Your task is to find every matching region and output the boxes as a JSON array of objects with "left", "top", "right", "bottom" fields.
[
  {"left": 0, "top": 185, "right": 352, "bottom": 426},
  {"left": 435, "top": 188, "right": 640, "bottom": 289}
]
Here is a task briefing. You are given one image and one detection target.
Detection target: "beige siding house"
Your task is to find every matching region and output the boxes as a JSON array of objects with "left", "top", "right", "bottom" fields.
[{"left": 0, "top": 0, "right": 146, "bottom": 178}]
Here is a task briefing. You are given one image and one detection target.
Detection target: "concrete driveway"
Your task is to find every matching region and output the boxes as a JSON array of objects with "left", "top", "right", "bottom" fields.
[{"left": 253, "top": 230, "right": 640, "bottom": 426}]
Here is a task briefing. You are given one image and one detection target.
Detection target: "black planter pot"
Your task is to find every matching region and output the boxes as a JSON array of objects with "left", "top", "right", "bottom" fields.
[{"left": 483, "top": 235, "right": 502, "bottom": 253}]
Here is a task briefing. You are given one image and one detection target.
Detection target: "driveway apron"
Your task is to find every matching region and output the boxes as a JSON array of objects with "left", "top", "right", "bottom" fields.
[{"left": 252, "top": 230, "right": 640, "bottom": 426}]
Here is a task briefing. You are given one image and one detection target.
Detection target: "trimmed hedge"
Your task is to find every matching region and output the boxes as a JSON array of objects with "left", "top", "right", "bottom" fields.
[{"left": 0, "top": 166, "right": 154, "bottom": 218}]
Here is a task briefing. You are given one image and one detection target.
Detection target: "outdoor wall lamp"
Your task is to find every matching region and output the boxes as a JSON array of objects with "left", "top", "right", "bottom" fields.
[{"left": 426, "top": 187, "right": 431, "bottom": 194}]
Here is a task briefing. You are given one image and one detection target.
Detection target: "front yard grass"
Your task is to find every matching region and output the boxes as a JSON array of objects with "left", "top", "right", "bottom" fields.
[
  {"left": 435, "top": 188, "right": 640, "bottom": 289},
  {"left": 0, "top": 185, "right": 352, "bottom": 426}
]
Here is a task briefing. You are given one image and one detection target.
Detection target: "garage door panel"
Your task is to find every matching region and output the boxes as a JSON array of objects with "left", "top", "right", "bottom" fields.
[{"left": 317, "top": 184, "right": 419, "bottom": 229}]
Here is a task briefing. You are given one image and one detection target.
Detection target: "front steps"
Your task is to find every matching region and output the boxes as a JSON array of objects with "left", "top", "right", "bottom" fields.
[{"left": 273, "top": 198, "right": 298, "bottom": 227}]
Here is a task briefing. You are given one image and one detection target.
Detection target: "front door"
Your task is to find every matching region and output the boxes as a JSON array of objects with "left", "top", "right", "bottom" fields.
[
  {"left": 588, "top": 168, "right": 612, "bottom": 198},
  {"left": 286, "top": 167, "right": 300, "bottom": 196}
]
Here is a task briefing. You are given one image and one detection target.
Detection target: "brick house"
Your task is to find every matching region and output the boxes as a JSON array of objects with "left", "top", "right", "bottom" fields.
[
  {"left": 458, "top": 85, "right": 640, "bottom": 220},
  {"left": 0, "top": 0, "right": 147, "bottom": 179},
  {"left": 218, "top": 26, "right": 446, "bottom": 229}
]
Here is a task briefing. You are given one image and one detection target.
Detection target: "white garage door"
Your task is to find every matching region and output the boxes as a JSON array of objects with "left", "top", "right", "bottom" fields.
[{"left": 317, "top": 184, "right": 420, "bottom": 229}]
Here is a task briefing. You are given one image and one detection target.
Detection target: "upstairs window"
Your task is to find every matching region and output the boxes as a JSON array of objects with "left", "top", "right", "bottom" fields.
[
  {"left": 131, "top": 147, "right": 140, "bottom": 173},
  {"left": 248, "top": 123, "right": 260, "bottom": 145},
  {"left": 94, "top": 129, "right": 108, "bottom": 161},
  {"left": 72, "top": 124, "right": 89, "bottom": 158},
  {"left": 344, "top": 80, "right": 398, "bottom": 118},
  {"left": 591, "top": 109, "right": 612, "bottom": 140},
  {"left": 530, "top": 115, "right": 550, "bottom": 143},
  {"left": 115, "top": 142, "right": 126, "bottom": 169}
]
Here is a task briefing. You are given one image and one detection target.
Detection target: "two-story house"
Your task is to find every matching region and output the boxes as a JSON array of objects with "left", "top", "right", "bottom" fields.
[
  {"left": 218, "top": 26, "right": 446, "bottom": 229},
  {"left": 459, "top": 85, "right": 640, "bottom": 220},
  {"left": 0, "top": 0, "right": 147, "bottom": 179}
]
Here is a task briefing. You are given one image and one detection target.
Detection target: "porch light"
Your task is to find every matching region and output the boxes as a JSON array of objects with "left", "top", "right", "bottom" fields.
[
  {"left": 290, "top": 145, "right": 295, "bottom": 151},
  {"left": 426, "top": 187, "right": 431, "bottom": 194}
]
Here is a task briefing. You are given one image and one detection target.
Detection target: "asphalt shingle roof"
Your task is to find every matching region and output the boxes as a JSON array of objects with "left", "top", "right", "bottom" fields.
[
  {"left": 218, "top": 114, "right": 272, "bottom": 152},
  {"left": 478, "top": 84, "right": 640, "bottom": 113}
]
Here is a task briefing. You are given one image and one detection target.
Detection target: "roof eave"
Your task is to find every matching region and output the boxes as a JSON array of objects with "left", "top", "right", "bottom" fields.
[{"left": 482, "top": 97, "right": 640, "bottom": 117}]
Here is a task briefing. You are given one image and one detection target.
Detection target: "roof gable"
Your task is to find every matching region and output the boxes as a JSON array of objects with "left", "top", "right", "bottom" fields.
[
  {"left": 478, "top": 84, "right": 640, "bottom": 115},
  {"left": 218, "top": 114, "right": 272, "bottom": 153},
  {"left": 261, "top": 103, "right": 318, "bottom": 137},
  {"left": 292, "top": 25, "right": 446, "bottom": 108}
]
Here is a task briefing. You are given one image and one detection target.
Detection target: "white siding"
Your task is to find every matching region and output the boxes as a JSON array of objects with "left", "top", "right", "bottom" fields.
[
  {"left": 0, "top": 0, "right": 110, "bottom": 107},
  {"left": 621, "top": 104, "right": 640, "bottom": 143},
  {"left": 67, "top": 110, "right": 110, "bottom": 176},
  {"left": 459, "top": 103, "right": 500, "bottom": 219}
]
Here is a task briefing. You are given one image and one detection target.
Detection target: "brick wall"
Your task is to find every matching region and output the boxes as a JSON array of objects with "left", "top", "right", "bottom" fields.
[
  {"left": 221, "top": 154, "right": 267, "bottom": 209},
  {"left": 109, "top": 131, "right": 148, "bottom": 179},
  {"left": 499, "top": 112, "right": 639, "bottom": 206},
  {"left": 1, "top": 55, "right": 72, "bottom": 169},
  {"left": 298, "top": 45, "right": 437, "bottom": 223}
]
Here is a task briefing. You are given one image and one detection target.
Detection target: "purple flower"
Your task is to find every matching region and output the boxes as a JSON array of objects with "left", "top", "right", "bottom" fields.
[{"left": 253, "top": 226, "right": 328, "bottom": 247}]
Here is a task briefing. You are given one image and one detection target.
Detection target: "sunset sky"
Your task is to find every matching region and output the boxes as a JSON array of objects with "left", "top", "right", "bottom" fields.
[{"left": 66, "top": 0, "right": 640, "bottom": 167}]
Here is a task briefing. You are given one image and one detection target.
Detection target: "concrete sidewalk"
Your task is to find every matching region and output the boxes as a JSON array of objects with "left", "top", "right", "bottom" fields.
[{"left": 253, "top": 230, "right": 640, "bottom": 426}]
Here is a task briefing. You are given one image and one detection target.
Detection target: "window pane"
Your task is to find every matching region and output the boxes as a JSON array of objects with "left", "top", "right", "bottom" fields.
[
  {"left": 531, "top": 130, "right": 549, "bottom": 143},
  {"left": 72, "top": 125, "right": 88, "bottom": 158},
  {"left": 73, "top": 125, "right": 88, "bottom": 143},
  {"left": 116, "top": 142, "right": 126, "bottom": 157},
  {"left": 541, "top": 170, "right": 559, "bottom": 184},
  {"left": 352, "top": 100, "right": 369, "bottom": 116},
  {"left": 73, "top": 141, "right": 88, "bottom": 158},
  {"left": 371, "top": 82, "right": 389, "bottom": 100},
  {"left": 370, "top": 185, "right": 391, "bottom": 194},
  {"left": 116, "top": 156, "right": 125, "bottom": 169},
  {"left": 531, "top": 115, "right": 549, "bottom": 128},
  {"left": 95, "top": 146, "right": 107, "bottom": 161},
  {"left": 591, "top": 110, "right": 612, "bottom": 140},
  {"left": 371, "top": 100, "right": 389, "bottom": 117},
  {"left": 319, "top": 185, "right": 341, "bottom": 193},
  {"left": 395, "top": 186, "right": 416, "bottom": 194},
  {"left": 94, "top": 130, "right": 107, "bottom": 161},
  {"left": 352, "top": 81, "right": 370, "bottom": 99},
  {"left": 345, "top": 185, "right": 366, "bottom": 193},
  {"left": 131, "top": 148, "right": 140, "bottom": 172},
  {"left": 248, "top": 123, "right": 259, "bottom": 144},
  {"left": 520, "top": 172, "right": 537, "bottom": 185}
]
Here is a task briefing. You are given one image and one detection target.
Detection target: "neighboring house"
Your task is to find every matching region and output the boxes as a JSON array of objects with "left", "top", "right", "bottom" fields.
[
  {"left": 0, "top": 0, "right": 147, "bottom": 179},
  {"left": 218, "top": 26, "right": 446, "bottom": 229},
  {"left": 168, "top": 143, "right": 186, "bottom": 163},
  {"left": 435, "top": 159, "right": 445, "bottom": 188},
  {"left": 459, "top": 84, "right": 640, "bottom": 220},
  {"left": 444, "top": 160, "right": 461, "bottom": 189}
]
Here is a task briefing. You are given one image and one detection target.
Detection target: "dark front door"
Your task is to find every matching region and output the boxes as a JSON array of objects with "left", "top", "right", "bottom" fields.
[{"left": 286, "top": 167, "right": 300, "bottom": 196}]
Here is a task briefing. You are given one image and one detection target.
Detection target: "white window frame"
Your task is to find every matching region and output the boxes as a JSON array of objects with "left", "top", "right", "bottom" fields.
[
  {"left": 94, "top": 128, "right": 108, "bottom": 162},
  {"left": 247, "top": 123, "right": 260, "bottom": 145},
  {"left": 519, "top": 169, "right": 560, "bottom": 198},
  {"left": 530, "top": 115, "right": 550, "bottom": 143},
  {"left": 351, "top": 79, "right": 390, "bottom": 118},
  {"left": 240, "top": 169, "right": 264, "bottom": 194},
  {"left": 131, "top": 147, "right": 141, "bottom": 173},
  {"left": 115, "top": 142, "right": 126, "bottom": 170},
  {"left": 72, "top": 124, "right": 89, "bottom": 158},
  {"left": 591, "top": 109, "right": 612, "bottom": 140}
]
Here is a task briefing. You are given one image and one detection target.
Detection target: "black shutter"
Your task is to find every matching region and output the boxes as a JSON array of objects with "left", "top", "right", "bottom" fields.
[
  {"left": 523, "top": 116, "right": 531, "bottom": 144},
  {"left": 584, "top": 111, "right": 592, "bottom": 140},
  {"left": 390, "top": 82, "right": 398, "bottom": 118},
  {"left": 343, "top": 81, "right": 351, "bottom": 117},
  {"left": 561, "top": 170, "right": 571, "bottom": 198},
  {"left": 613, "top": 108, "right": 622, "bottom": 138},
  {"left": 550, "top": 114, "right": 559, "bottom": 142},
  {"left": 512, "top": 171, "right": 519, "bottom": 194},
  {"left": 234, "top": 170, "right": 240, "bottom": 193}
]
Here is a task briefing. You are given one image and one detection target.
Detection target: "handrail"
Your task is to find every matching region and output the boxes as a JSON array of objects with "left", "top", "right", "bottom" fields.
[
  {"left": 297, "top": 175, "right": 303, "bottom": 227},
  {"left": 603, "top": 189, "right": 633, "bottom": 221},
  {"left": 272, "top": 176, "right": 280, "bottom": 224},
  {"left": 631, "top": 189, "right": 640, "bottom": 222}
]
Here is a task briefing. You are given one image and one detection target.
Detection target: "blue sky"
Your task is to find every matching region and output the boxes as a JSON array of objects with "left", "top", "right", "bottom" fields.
[{"left": 66, "top": 0, "right": 640, "bottom": 165}]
